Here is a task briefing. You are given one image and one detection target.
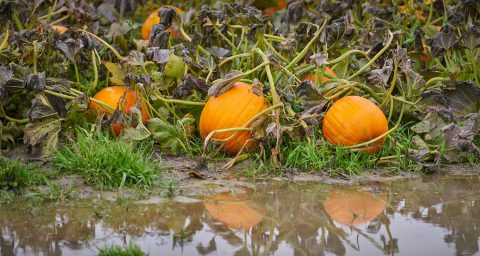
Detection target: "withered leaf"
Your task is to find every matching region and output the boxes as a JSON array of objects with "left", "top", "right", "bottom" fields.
[
  {"left": 28, "top": 96, "right": 59, "bottom": 122},
  {"left": 400, "top": 59, "right": 425, "bottom": 87},
  {"left": 173, "top": 75, "right": 210, "bottom": 99},
  {"left": 282, "top": 0, "right": 305, "bottom": 25},
  {"left": 208, "top": 70, "right": 244, "bottom": 97},
  {"left": 428, "top": 24, "right": 458, "bottom": 57},
  {"left": 24, "top": 117, "right": 62, "bottom": 157},
  {"left": 411, "top": 112, "right": 447, "bottom": 141},
  {"left": 367, "top": 59, "right": 392, "bottom": 88},
  {"left": 55, "top": 37, "right": 84, "bottom": 63},
  {"left": 24, "top": 72, "right": 46, "bottom": 93},
  {"left": 146, "top": 47, "right": 173, "bottom": 65},
  {"left": 442, "top": 114, "right": 480, "bottom": 163},
  {"left": 460, "top": 23, "right": 480, "bottom": 49},
  {"left": 124, "top": 50, "right": 145, "bottom": 66},
  {"left": 309, "top": 53, "right": 329, "bottom": 67},
  {"left": 419, "top": 81, "right": 480, "bottom": 122}
]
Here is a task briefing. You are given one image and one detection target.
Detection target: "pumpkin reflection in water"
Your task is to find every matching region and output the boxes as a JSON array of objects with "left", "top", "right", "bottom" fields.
[
  {"left": 204, "top": 192, "right": 264, "bottom": 230},
  {"left": 323, "top": 188, "right": 386, "bottom": 226}
]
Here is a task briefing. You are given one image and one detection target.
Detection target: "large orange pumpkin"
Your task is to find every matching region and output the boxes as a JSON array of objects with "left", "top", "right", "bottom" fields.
[
  {"left": 199, "top": 82, "right": 268, "bottom": 155},
  {"left": 323, "top": 188, "right": 386, "bottom": 226},
  {"left": 89, "top": 86, "right": 149, "bottom": 135},
  {"left": 322, "top": 96, "right": 388, "bottom": 153},
  {"left": 141, "top": 6, "right": 183, "bottom": 40},
  {"left": 303, "top": 67, "right": 337, "bottom": 85}
]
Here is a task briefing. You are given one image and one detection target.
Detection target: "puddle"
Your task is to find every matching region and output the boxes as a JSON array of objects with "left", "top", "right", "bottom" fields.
[{"left": 1, "top": 175, "right": 480, "bottom": 255}]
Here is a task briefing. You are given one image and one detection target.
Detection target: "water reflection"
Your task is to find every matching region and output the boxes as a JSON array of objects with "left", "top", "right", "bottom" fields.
[
  {"left": 323, "top": 188, "right": 386, "bottom": 226},
  {"left": 0, "top": 175, "right": 479, "bottom": 255},
  {"left": 204, "top": 191, "right": 264, "bottom": 230}
]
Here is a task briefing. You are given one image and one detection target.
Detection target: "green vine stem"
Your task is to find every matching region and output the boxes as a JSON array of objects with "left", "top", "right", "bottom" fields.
[
  {"left": 91, "top": 50, "right": 98, "bottom": 90},
  {"left": 0, "top": 113, "right": 29, "bottom": 124},
  {"left": 328, "top": 49, "right": 370, "bottom": 65},
  {"left": 77, "top": 29, "right": 122, "bottom": 61},
  {"left": 0, "top": 29, "right": 9, "bottom": 52},
  {"left": 154, "top": 94, "right": 206, "bottom": 106},
  {"left": 39, "top": 6, "right": 67, "bottom": 20},
  {"left": 264, "top": 34, "right": 286, "bottom": 42},
  {"left": 346, "top": 30, "right": 394, "bottom": 80},
  {"left": 285, "top": 19, "right": 328, "bottom": 70},
  {"left": 263, "top": 38, "right": 289, "bottom": 64},
  {"left": 253, "top": 48, "right": 282, "bottom": 165},
  {"left": 218, "top": 53, "right": 251, "bottom": 67},
  {"left": 49, "top": 14, "right": 69, "bottom": 25},
  {"left": 420, "top": 76, "right": 450, "bottom": 93},
  {"left": 33, "top": 40, "right": 38, "bottom": 75},
  {"left": 213, "top": 24, "right": 238, "bottom": 51},
  {"left": 379, "top": 59, "right": 398, "bottom": 108}
]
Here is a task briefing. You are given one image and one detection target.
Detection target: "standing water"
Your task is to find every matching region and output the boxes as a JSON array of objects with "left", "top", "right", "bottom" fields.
[{"left": 1, "top": 175, "right": 480, "bottom": 255}]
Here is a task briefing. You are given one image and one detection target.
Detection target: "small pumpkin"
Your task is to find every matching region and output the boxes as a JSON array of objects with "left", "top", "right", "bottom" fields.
[
  {"left": 322, "top": 96, "right": 388, "bottom": 153},
  {"left": 303, "top": 66, "right": 336, "bottom": 85},
  {"left": 89, "top": 86, "right": 149, "bottom": 135},
  {"left": 141, "top": 6, "right": 183, "bottom": 40},
  {"left": 199, "top": 82, "right": 268, "bottom": 155}
]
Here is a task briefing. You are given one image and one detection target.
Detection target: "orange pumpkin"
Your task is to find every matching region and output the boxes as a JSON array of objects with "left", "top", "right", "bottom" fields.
[
  {"left": 141, "top": 6, "right": 183, "bottom": 40},
  {"left": 204, "top": 192, "right": 264, "bottom": 230},
  {"left": 322, "top": 96, "right": 388, "bottom": 153},
  {"left": 323, "top": 188, "right": 386, "bottom": 226},
  {"left": 303, "top": 66, "right": 337, "bottom": 85},
  {"left": 88, "top": 86, "right": 149, "bottom": 135},
  {"left": 51, "top": 25, "right": 68, "bottom": 34},
  {"left": 199, "top": 82, "right": 268, "bottom": 155}
]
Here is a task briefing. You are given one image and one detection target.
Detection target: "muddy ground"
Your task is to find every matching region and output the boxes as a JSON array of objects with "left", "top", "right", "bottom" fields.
[{"left": 3, "top": 145, "right": 479, "bottom": 204}]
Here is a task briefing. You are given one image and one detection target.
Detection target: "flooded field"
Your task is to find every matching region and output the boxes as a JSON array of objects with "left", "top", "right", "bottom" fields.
[{"left": 1, "top": 175, "right": 480, "bottom": 255}]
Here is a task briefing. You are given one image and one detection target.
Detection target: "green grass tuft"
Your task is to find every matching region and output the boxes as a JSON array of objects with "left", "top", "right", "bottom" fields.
[
  {"left": 52, "top": 131, "right": 161, "bottom": 189},
  {"left": 0, "top": 157, "right": 44, "bottom": 191},
  {"left": 98, "top": 243, "right": 145, "bottom": 256}
]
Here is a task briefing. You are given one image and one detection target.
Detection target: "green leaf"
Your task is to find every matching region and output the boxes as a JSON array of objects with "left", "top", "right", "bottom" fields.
[{"left": 103, "top": 61, "right": 125, "bottom": 85}]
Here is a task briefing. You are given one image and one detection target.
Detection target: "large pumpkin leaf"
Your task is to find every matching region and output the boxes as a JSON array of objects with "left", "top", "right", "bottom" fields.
[
  {"left": 428, "top": 24, "right": 459, "bottom": 57},
  {"left": 418, "top": 81, "right": 480, "bottom": 122}
]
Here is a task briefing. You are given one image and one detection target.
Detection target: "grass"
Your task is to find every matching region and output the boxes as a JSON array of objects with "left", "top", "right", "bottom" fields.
[
  {"left": 98, "top": 243, "right": 145, "bottom": 256},
  {"left": 52, "top": 131, "right": 162, "bottom": 189},
  {"left": 0, "top": 157, "right": 45, "bottom": 191},
  {"left": 281, "top": 126, "right": 423, "bottom": 176}
]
